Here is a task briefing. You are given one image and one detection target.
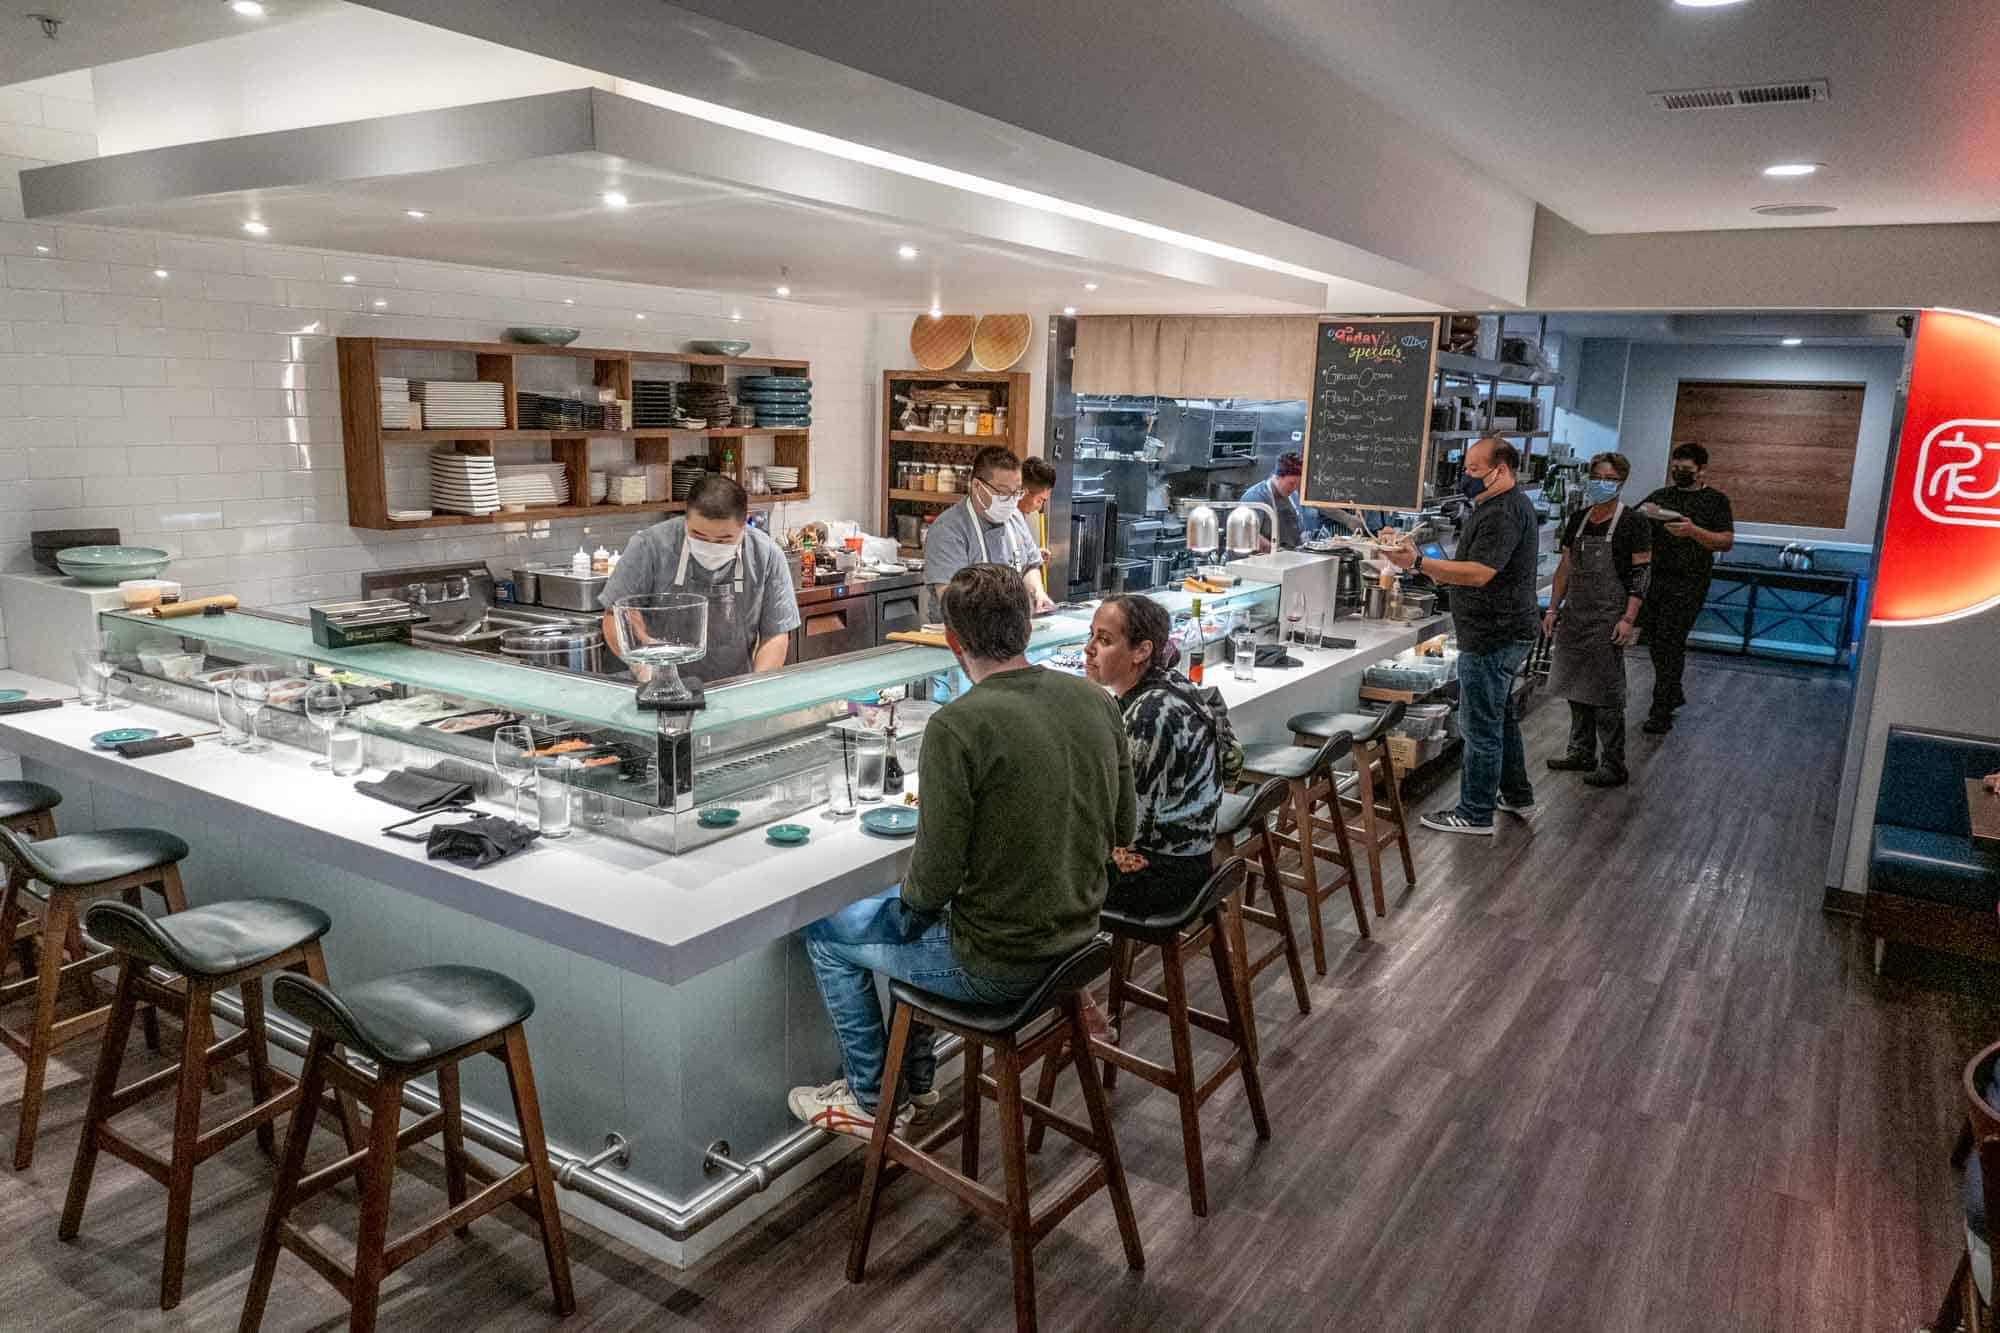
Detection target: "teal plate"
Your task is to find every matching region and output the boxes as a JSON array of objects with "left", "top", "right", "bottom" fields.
[
  {"left": 697, "top": 807, "right": 741, "bottom": 828},
  {"left": 0, "top": 689, "right": 24, "bottom": 703},
  {"left": 860, "top": 806, "right": 919, "bottom": 838},
  {"left": 766, "top": 823, "right": 811, "bottom": 846},
  {"left": 91, "top": 727, "right": 158, "bottom": 749}
]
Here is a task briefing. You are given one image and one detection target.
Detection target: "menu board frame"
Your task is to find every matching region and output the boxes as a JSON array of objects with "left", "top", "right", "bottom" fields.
[{"left": 1300, "top": 314, "right": 1442, "bottom": 513}]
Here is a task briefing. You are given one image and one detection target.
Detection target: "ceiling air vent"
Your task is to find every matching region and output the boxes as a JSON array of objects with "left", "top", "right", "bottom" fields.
[
  {"left": 1650, "top": 78, "right": 1830, "bottom": 111},
  {"left": 1751, "top": 203, "right": 1839, "bottom": 217}
]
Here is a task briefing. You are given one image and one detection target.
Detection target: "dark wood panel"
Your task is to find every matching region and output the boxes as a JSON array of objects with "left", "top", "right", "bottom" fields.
[{"left": 1670, "top": 379, "right": 1867, "bottom": 528}]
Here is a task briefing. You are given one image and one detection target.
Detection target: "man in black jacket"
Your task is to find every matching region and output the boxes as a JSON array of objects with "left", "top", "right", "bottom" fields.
[{"left": 1637, "top": 442, "right": 1735, "bottom": 735}]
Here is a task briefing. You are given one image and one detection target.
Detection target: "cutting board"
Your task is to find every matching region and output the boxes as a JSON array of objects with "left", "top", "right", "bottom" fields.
[{"left": 886, "top": 630, "right": 952, "bottom": 648}]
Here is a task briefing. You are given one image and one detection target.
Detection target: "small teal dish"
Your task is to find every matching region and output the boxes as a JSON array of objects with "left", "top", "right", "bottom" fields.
[
  {"left": 860, "top": 806, "right": 920, "bottom": 838},
  {"left": 91, "top": 727, "right": 158, "bottom": 749},
  {"left": 766, "top": 823, "right": 811, "bottom": 846},
  {"left": 56, "top": 546, "right": 171, "bottom": 585},
  {"left": 0, "top": 689, "right": 24, "bottom": 703},
  {"left": 688, "top": 340, "right": 752, "bottom": 357},
  {"left": 505, "top": 326, "right": 581, "bottom": 346},
  {"left": 697, "top": 807, "right": 741, "bottom": 828}
]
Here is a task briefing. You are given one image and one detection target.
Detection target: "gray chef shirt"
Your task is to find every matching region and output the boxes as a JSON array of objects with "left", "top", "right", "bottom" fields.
[
  {"left": 922, "top": 499, "right": 1045, "bottom": 600},
  {"left": 599, "top": 518, "right": 801, "bottom": 656}
]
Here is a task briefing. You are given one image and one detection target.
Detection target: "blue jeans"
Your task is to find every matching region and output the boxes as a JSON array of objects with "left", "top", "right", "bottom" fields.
[
  {"left": 803, "top": 890, "right": 1035, "bottom": 1111},
  {"left": 1455, "top": 639, "right": 1535, "bottom": 824}
]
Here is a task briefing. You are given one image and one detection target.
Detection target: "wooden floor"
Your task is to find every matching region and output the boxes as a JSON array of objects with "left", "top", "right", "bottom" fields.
[{"left": 3, "top": 654, "right": 1995, "bottom": 1331}]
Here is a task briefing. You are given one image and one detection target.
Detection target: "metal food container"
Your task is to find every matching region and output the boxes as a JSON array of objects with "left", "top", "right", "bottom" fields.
[
  {"left": 535, "top": 569, "right": 608, "bottom": 612},
  {"left": 499, "top": 623, "right": 604, "bottom": 673}
]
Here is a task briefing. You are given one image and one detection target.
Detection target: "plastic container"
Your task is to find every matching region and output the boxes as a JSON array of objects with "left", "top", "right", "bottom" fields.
[{"left": 118, "top": 578, "right": 179, "bottom": 610}]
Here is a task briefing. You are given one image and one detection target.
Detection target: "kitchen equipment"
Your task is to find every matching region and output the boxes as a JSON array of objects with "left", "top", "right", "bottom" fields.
[
  {"left": 310, "top": 598, "right": 424, "bottom": 648},
  {"left": 909, "top": 315, "right": 975, "bottom": 370},
  {"left": 794, "top": 594, "right": 875, "bottom": 662},
  {"left": 1067, "top": 494, "right": 1113, "bottom": 599},
  {"left": 1391, "top": 589, "right": 1438, "bottom": 621},
  {"left": 1154, "top": 402, "right": 1260, "bottom": 469},
  {"left": 1334, "top": 548, "right": 1365, "bottom": 616},
  {"left": 971, "top": 314, "right": 1033, "bottom": 370},
  {"left": 499, "top": 624, "right": 605, "bottom": 674},
  {"left": 895, "top": 515, "right": 923, "bottom": 547},
  {"left": 55, "top": 545, "right": 171, "bottom": 584},
  {"left": 1184, "top": 504, "right": 1220, "bottom": 558},
  {"left": 504, "top": 326, "right": 581, "bottom": 345},
  {"left": 534, "top": 569, "right": 608, "bottom": 613},
  {"left": 609, "top": 592, "right": 708, "bottom": 704},
  {"left": 510, "top": 566, "right": 541, "bottom": 603},
  {"left": 687, "top": 339, "right": 752, "bottom": 356},
  {"left": 1364, "top": 585, "right": 1390, "bottom": 620},
  {"left": 32, "top": 527, "right": 120, "bottom": 573},
  {"left": 1224, "top": 504, "right": 1264, "bottom": 556}
]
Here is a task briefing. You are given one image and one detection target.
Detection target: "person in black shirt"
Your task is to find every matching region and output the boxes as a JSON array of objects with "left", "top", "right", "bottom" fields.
[
  {"left": 1543, "top": 452, "right": 1651, "bottom": 787},
  {"left": 1384, "top": 436, "right": 1541, "bottom": 834},
  {"left": 1636, "top": 442, "right": 1734, "bottom": 734}
]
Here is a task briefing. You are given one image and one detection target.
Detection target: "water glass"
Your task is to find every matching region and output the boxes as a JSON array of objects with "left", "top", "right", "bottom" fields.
[
  {"left": 232, "top": 664, "right": 280, "bottom": 754},
  {"left": 1232, "top": 628, "right": 1258, "bottom": 681},
  {"left": 329, "top": 726, "right": 365, "bottom": 776},
  {"left": 210, "top": 671, "right": 247, "bottom": 747},
  {"left": 493, "top": 725, "right": 536, "bottom": 817},
  {"left": 853, "top": 732, "right": 888, "bottom": 804},
  {"left": 1304, "top": 611, "right": 1325, "bottom": 651},
  {"left": 303, "top": 681, "right": 345, "bottom": 770},
  {"left": 824, "top": 745, "right": 857, "bottom": 819},
  {"left": 576, "top": 786, "right": 610, "bottom": 831},
  {"left": 74, "top": 649, "right": 107, "bottom": 709},
  {"left": 538, "top": 757, "right": 579, "bottom": 838}
]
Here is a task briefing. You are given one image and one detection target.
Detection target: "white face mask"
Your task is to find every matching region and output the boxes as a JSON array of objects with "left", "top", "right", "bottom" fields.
[
  {"left": 687, "top": 536, "right": 740, "bottom": 571},
  {"left": 981, "top": 492, "right": 1020, "bottom": 524}
]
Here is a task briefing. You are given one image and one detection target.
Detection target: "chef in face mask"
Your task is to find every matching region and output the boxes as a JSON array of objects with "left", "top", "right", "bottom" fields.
[
  {"left": 921, "top": 445, "right": 1055, "bottom": 618},
  {"left": 600, "top": 474, "right": 801, "bottom": 681}
]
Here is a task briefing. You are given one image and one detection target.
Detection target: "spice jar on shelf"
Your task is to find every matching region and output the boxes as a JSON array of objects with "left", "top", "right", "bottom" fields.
[
  {"left": 978, "top": 409, "right": 995, "bottom": 436},
  {"left": 937, "top": 461, "right": 958, "bottom": 494},
  {"left": 993, "top": 405, "right": 1008, "bottom": 437}
]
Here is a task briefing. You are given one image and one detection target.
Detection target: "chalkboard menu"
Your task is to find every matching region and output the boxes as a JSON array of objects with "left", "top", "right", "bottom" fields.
[{"left": 1301, "top": 316, "right": 1440, "bottom": 512}]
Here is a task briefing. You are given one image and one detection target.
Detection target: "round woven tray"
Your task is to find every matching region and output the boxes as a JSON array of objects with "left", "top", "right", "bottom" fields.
[
  {"left": 909, "top": 314, "right": 975, "bottom": 370},
  {"left": 972, "top": 313, "right": 1033, "bottom": 370}
]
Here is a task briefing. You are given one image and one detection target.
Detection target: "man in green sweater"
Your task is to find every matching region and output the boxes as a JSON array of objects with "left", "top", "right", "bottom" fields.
[{"left": 789, "top": 563, "right": 1135, "bottom": 1137}]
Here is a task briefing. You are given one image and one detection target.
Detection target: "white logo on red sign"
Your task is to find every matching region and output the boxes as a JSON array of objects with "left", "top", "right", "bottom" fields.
[{"left": 1914, "top": 418, "right": 2000, "bottom": 527}]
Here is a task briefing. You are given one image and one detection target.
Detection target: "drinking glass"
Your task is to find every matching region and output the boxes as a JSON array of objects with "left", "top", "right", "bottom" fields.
[
  {"left": 210, "top": 670, "right": 247, "bottom": 747},
  {"left": 824, "top": 739, "right": 857, "bottom": 819},
  {"left": 329, "top": 726, "right": 365, "bottom": 776},
  {"left": 1232, "top": 627, "right": 1257, "bottom": 681},
  {"left": 74, "top": 649, "right": 108, "bottom": 709},
  {"left": 232, "top": 664, "right": 280, "bottom": 754},
  {"left": 1303, "top": 611, "right": 1325, "bottom": 651},
  {"left": 303, "top": 681, "right": 345, "bottom": 770},
  {"left": 1286, "top": 591, "right": 1307, "bottom": 648},
  {"left": 854, "top": 731, "right": 887, "bottom": 804},
  {"left": 493, "top": 725, "right": 537, "bottom": 817},
  {"left": 538, "top": 756, "right": 579, "bottom": 838}
]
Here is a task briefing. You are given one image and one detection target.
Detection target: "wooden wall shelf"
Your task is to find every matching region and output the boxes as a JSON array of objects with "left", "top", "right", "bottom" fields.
[
  {"left": 879, "top": 368, "right": 1030, "bottom": 546},
  {"left": 338, "top": 336, "right": 813, "bottom": 530}
]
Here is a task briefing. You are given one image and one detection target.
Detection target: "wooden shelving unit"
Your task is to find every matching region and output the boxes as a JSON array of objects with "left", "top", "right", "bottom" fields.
[
  {"left": 880, "top": 369, "right": 1030, "bottom": 555},
  {"left": 339, "top": 337, "right": 814, "bottom": 531}
]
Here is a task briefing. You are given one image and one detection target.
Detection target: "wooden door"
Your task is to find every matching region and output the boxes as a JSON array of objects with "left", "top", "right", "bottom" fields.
[{"left": 1668, "top": 380, "right": 1866, "bottom": 528}]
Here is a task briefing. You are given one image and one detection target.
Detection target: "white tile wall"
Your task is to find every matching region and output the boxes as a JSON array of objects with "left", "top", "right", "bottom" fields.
[{"left": 0, "top": 75, "right": 880, "bottom": 669}]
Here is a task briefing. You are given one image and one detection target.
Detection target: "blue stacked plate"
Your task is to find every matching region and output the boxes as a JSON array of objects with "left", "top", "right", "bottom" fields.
[
  {"left": 739, "top": 388, "right": 811, "bottom": 403},
  {"left": 739, "top": 376, "right": 809, "bottom": 390},
  {"left": 755, "top": 415, "right": 812, "bottom": 428}
]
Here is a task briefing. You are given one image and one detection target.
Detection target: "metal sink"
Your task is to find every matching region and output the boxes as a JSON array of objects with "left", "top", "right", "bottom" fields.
[{"left": 413, "top": 604, "right": 595, "bottom": 648}]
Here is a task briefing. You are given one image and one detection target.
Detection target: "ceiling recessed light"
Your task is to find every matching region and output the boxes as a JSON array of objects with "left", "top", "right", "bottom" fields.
[
  {"left": 1762, "top": 161, "right": 1822, "bottom": 178},
  {"left": 1063, "top": 306, "right": 1077, "bottom": 316},
  {"left": 1751, "top": 202, "right": 1839, "bottom": 216},
  {"left": 635, "top": 313, "right": 646, "bottom": 320},
  {"left": 1781, "top": 337, "right": 1803, "bottom": 346},
  {"left": 1083, "top": 281, "right": 1099, "bottom": 291},
  {"left": 372, "top": 299, "right": 387, "bottom": 308},
  {"left": 897, "top": 244, "right": 918, "bottom": 260},
  {"left": 241, "top": 220, "right": 269, "bottom": 236},
  {"left": 928, "top": 306, "right": 943, "bottom": 319},
  {"left": 153, "top": 269, "right": 170, "bottom": 278},
  {"left": 601, "top": 191, "right": 628, "bottom": 208},
  {"left": 404, "top": 209, "right": 427, "bottom": 219},
  {"left": 340, "top": 273, "right": 357, "bottom": 283},
  {"left": 775, "top": 285, "right": 791, "bottom": 297},
  {"left": 228, "top": 0, "right": 267, "bottom": 16},
  {"left": 34, "top": 244, "right": 49, "bottom": 253},
  {"left": 1672, "top": 0, "right": 1749, "bottom": 7},
  {"left": 563, "top": 297, "right": 575, "bottom": 305}
]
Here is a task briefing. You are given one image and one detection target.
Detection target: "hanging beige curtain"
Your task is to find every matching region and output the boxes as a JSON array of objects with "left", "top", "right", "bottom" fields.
[{"left": 1073, "top": 315, "right": 1317, "bottom": 399}]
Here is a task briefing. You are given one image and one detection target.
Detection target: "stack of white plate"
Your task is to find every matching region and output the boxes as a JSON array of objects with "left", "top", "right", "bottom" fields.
[
  {"left": 495, "top": 463, "right": 570, "bottom": 507},
  {"left": 588, "top": 470, "right": 608, "bottom": 504},
  {"left": 380, "top": 376, "right": 417, "bottom": 429},
  {"left": 606, "top": 469, "right": 649, "bottom": 504},
  {"left": 411, "top": 380, "right": 506, "bottom": 428},
  {"left": 429, "top": 452, "right": 500, "bottom": 514},
  {"left": 766, "top": 466, "right": 800, "bottom": 492}
]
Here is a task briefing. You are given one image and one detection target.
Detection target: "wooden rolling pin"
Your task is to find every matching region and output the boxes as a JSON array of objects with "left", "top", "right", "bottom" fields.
[
  {"left": 885, "top": 630, "right": 952, "bottom": 648},
  {"left": 149, "top": 595, "right": 238, "bottom": 619}
]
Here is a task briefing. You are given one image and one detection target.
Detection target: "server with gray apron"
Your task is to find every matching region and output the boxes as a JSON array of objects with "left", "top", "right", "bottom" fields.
[{"left": 1544, "top": 493, "right": 1650, "bottom": 787}]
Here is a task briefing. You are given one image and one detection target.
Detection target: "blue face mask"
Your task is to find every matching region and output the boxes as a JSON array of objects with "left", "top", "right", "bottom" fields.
[
  {"left": 1458, "top": 470, "right": 1490, "bottom": 501},
  {"left": 1582, "top": 478, "right": 1620, "bottom": 505}
]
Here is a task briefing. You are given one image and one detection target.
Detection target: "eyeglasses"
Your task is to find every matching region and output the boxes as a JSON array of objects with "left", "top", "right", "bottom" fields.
[{"left": 976, "top": 477, "right": 1023, "bottom": 500}]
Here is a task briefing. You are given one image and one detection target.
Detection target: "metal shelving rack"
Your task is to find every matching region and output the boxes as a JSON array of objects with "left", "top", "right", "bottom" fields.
[{"left": 1430, "top": 314, "right": 1563, "bottom": 491}]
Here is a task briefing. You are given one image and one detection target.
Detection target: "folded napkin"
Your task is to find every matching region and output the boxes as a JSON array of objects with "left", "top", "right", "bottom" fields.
[
  {"left": 355, "top": 764, "right": 476, "bottom": 812},
  {"left": 0, "top": 698, "right": 62, "bottom": 716},
  {"left": 426, "top": 816, "right": 540, "bottom": 868},
  {"left": 116, "top": 734, "right": 195, "bottom": 759},
  {"left": 1254, "top": 644, "right": 1302, "bottom": 669}
]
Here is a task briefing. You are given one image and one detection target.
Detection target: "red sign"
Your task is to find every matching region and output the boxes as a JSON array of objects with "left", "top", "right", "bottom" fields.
[{"left": 1871, "top": 309, "right": 2000, "bottom": 624}]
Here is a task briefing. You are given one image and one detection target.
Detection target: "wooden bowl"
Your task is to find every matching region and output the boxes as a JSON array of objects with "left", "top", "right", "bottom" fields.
[
  {"left": 972, "top": 314, "right": 1033, "bottom": 370},
  {"left": 909, "top": 315, "right": 975, "bottom": 370}
]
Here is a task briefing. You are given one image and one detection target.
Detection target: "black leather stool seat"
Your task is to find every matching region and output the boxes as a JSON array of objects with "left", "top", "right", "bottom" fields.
[
  {"left": 274, "top": 965, "right": 535, "bottom": 1067},
  {"left": 1288, "top": 703, "right": 1404, "bottom": 746},
  {"left": 1215, "top": 778, "right": 1289, "bottom": 840},
  {"left": 1101, "top": 861, "right": 1241, "bottom": 946},
  {"left": 0, "top": 780, "right": 61, "bottom": 821},
  {"left": 85, "top": 898, "right": 330, "bottom": 977},
  {"left": 11, "top": 827, "right": 188, "bottom": 886},
  {"left": 888, "top": 937, "right": 1112, "bottom": 1036},
  {"left": 1238, "top": 744, "right": 1319, "bottom": 780}
]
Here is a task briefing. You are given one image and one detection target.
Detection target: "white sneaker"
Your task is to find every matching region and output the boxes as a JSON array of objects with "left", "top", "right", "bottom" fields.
[
  {"left": 1496, "top": 796, "right": 1541, "bottom": 819},
  {"left": 786, "top": 1078, "right": 914, "bottom": 1139},
  {"left": 1419, "top": 810, "right": 1496, "bottom": 836}
]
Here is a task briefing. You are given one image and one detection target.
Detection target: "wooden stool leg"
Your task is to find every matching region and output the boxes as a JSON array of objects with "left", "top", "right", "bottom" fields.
[
  {"left": 1065, "top": 999, "right": 1142, "bottom": 1271},
  {"left": 121, "top": 885, "right": 165, "bottom": 1054},
  {"left": 1225, "top": 887, "right": 1260, "bottom": 1066},
  {"left": 1255, "top": 830, "right": 1312, "bottom": 1012},
  {"left": 1159, "top": 941, "right": 1208, "bottom": 1216},
  {"left": 499, "top": 1026, "right": 575, "bottom": 1316},
  {"left": 847, "top": 1000, "right": 913, "bottom": 1282},
  {"left": 1287, "top": 781, "right": 1328, "bottom": 976},
  {"left": 1026, "top": 1035, "right": 1059, "bottom": 1155},
  {"left": 298, "top": 943, "right": 365, "bottom": 1153},
  {"left": 994, "top": 1039, "right": 1038, "bottom": 1333},
  {"left": 1322, "top": 775, "right": 1369, "bottom": 937},
  {"left": 1101, "top": 938, "right": 1134, "bottom": 1089},
  {"left": 1210, "top": 911, "right": 1271, "bottom": 1140},
  {"left": 0, "top": 874, "right": 24, "bottom": 984},
  {"left": 240, "top": 1036, "right": 329, "bottom": 1333},
  {"left": 960, "top": 1039, "right": 984, "bottom": 1178},
  {"left": 240, "top": 980, "right": 278, "bottom": 1156},
  {"left": 59, "top": 958, "right": 139, "bottom": 1240},
  {"left": 349, "top": 1074, "right": 406, "bottom": 1333},
  {"left": 1379, "top": 742, "right": 1416, "bottom": 887},
  {"left": 1352, "top": 757, "right": 1389, "bottom": 918},
  {"left": 14, "top": 890, "right": 78, "bottom": 1171},
  {"left": 160, "top": 980, "right": 215, "bottom": 1310},
  {"left": 436, "top": 1061, "right": 471, "bottom": 1238}
]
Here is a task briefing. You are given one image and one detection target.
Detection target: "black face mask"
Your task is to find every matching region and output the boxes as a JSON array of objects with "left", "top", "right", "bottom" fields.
[{"left": 1671, "top": 466, "right": 1699, "bottom": 489}]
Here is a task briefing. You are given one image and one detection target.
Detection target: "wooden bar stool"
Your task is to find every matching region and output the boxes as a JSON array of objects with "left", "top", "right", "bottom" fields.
[
  {"left": 1092, "top": 858, "right": 1270, "bottom": 1217},
  {"left": 847, "top": 937, "right": 1142, "bottom": 1333},
  {"left": 1237, "top": 734, "right": 1368, "bottom": 975},
  {"left": 241, "top": 964, "right": 575, "bottom": 1333},
  {"left": 1213, "top": 777, "right": 1311, "bottom": 1034},
  {"left": 59, "top": 897, "right": 354, "bottom": 1310},
  {"left": 1923, "top": 1037, "right": 2000, "bottom": 1333},
  {"left": 1288, "top": 705, "right": 1416, "bottom": 917},
  {"left": 0, "top": 780, "right": 63, "bottom": 980},
  {"left": 0, "top": 819, "right": 194, "bottom": 1170}
]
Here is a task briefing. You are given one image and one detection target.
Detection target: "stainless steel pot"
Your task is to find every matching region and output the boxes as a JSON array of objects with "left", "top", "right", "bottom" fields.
[
  {"left": 500, "top": 624, "right": 604, "bottom": 673},
  {"left": 1363, "top": 585, "right": 1390, "bottom": 620}
]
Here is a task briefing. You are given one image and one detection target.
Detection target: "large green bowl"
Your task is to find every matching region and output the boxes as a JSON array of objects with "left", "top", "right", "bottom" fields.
[
  {"left": 56, "top": 545, "right": 171, "bottom": 585},
  {"left": 505, "top": 326, "right": 581, "bottom": 346},
  {"left": 687, "top": 339, "right": 752, "bottom": 357}
]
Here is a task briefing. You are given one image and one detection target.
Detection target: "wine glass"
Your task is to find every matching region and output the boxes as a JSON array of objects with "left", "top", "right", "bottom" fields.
[
  {"left": 303, "top": 681, "right": 345, "bottom": 770},
  {"left": 232, "top": 664, "right": 279, "bottom": 754},
  {"left": 493, "top": 725, "right": 537, "bottom": 816},
  {"left": 610, "top": 593, "right": 709, "bottom": 705},
  {"left": 1286, "top": 592, "right": 1307, "bottom": 648}
]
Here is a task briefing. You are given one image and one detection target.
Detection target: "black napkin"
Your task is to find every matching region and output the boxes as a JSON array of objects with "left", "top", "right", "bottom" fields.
[
  {"left": 116, "top": 734, "right": 195, "bottom": 759},
  {"left": 0, "top": 698, "right": 62, "bottom": 715},
  {"left": 426, "top": 816, "right": 540, "bottom": 868},
  {"left": 355, "top": 764, "right": 477, "bottom": 812},
  {"left": 1254, "top": 644, "right": 1302, "bottom": 669}
]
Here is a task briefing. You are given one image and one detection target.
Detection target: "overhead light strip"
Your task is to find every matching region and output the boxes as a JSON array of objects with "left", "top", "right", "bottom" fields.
[{"left": 605, "top": 81, "right": 1338, "bottom": 288}]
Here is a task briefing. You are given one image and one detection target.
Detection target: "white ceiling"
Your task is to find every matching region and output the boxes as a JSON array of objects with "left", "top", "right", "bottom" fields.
[
  {"left": 1542, "top": 310, "right": 1908, "bottom": 344},
  {"left": 1236, "top": 0, "right": 2000, "bottom": 234},
  {"left": 0, "top": 0, "right": 342, "bottom": 86}
]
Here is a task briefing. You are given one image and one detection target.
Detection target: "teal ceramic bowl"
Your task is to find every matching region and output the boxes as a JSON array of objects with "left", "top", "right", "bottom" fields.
[
  {"left": 697, "top": 807, "right": 741, "bottom": 828},
  {"left": 766, "top": 823, "right": 811, "bottom": 846},
  {"left": 505, "top": 326, "right": 582, "bottom": 346},
  {"left": 56, "top": 546, "right": 171, "bottom": 585},
  {"left": 688, "top": 340, "right": 752, "bottom": 357}
]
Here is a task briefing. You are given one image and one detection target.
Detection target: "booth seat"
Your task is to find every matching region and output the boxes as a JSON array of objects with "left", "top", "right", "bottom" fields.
[{"left": 1863, "top": 726, "right": 2000, "bottom": 968}]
